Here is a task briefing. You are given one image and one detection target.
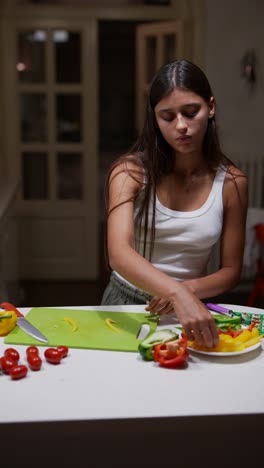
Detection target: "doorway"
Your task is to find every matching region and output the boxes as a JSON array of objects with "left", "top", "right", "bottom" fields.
[
  {"left": 98, "top": 20, "right": 145, "bottom": 222},
  {"left": 98, "top": 20, "right": 144, "bottom": 290}
]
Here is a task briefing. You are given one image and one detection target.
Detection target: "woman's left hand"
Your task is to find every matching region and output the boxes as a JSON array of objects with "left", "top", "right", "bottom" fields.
[{"left": 145, "top": 297, "right": 174, "bottom": 315}]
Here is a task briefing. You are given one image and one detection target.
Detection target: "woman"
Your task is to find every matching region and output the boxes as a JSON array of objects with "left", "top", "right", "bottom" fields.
[{"left": 101, "top": 60, "right": 248, "bottom": 348}]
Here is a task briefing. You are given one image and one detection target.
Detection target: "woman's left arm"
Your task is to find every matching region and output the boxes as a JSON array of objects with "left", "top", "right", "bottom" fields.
[{"left": 184, "top": 168, "right": 248, "bottom": 299}]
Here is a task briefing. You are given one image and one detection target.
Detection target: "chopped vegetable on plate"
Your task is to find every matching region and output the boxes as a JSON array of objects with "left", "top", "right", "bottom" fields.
[{"left": 188, "top": 324, "right": 262, "bottom": 354}]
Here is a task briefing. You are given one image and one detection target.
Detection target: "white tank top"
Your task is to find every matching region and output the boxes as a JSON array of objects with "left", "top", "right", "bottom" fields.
[{"left": 114, "top": 166, "right": 226, "bottom": 287}]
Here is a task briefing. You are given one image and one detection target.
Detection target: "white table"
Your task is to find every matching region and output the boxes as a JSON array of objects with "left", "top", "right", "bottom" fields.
[{"left": 1, "top": 304, "right": 264, "bottom": 467}]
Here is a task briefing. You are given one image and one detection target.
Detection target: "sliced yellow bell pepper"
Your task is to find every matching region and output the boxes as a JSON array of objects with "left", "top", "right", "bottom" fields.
[
  {"left": 188, "top": 326, "right": 263, "bottom": 353},
  {"left": 105, "top": 318, "right": 122, "bottom": 334},
  {"left": 0, "top": 310, "right": 17, "bottom": 336},
  {"left": 251, "top": 327, "right": 259, "bottom": 338},
  {"left": 210, "top": 335, "right": 244, "bottom": 352},
  {"left": 233, "top": 329, "right": 252, "bottom": 343},
  {"left": 63, "top": 316, "right": 78, "bottom": 332},
  {"left": 243, "top": 335, "right": 262, "bottom": 348}
]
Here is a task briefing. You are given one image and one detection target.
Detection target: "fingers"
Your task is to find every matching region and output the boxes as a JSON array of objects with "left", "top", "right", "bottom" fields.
[
  {"left": 183, "top": 317, "right": 219, "bottom": 348},
  {"left": 145, "top": 294, "right": 219, "bottom": 348},
  {"left": 145, "top": 297, "right": 173, "bottom": 315},
  {"left": 209, "top": 319, "right": 220, "bottom": 347},
  {"left": 158, "top": 302, "right": 174, "bottom": 315},
  {"left": 145, "top": 297, "right": 159, "bottom": 312},
  {"left": 184, "top": 324, "right": 204, "bottom": 345},
  {"left": 199, "top": 325, "right": 214, "bottom": 348}
]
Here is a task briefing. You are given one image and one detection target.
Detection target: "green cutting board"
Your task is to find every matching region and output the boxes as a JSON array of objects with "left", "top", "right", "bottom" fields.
[{"left": 4, "top": 308, "right": 157, "bottom": 352}]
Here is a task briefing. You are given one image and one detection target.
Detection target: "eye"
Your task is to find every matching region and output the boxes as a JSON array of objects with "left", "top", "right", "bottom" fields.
[
  {"left": 182, "top": 110, "right": 198, "bottom": 119},
  {"left": 159, "top": 112, "right": 175, "bottom": 122},
  {"left": 162, "top": 116, "right": 174, "bottom": 122}
]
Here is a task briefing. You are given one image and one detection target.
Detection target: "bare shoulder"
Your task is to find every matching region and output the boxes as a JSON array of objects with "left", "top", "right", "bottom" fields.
[
  {"left": 225, "top": 164, "right": 248, "bottom": 187},
  {"left": 108, "top": 154, "right": 145, "bottom": 196},
  {"left": 225, "top": 164, "right": 247, "bottom": 179},
  {"left": 223, "top": 164, "right": 248, "bottom": 207}
]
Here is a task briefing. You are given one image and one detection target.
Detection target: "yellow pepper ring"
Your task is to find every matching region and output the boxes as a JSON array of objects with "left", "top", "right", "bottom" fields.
[
  {"left": 63, "top": 316, "right": 78, "bottom": 332},
  {"left": 0, "top": 310, "right": 17, "bottom": 336}
]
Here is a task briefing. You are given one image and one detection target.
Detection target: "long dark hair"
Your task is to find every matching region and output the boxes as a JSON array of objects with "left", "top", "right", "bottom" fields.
[{"left": 105, "top": 60, "right": 233, "bottom": 263}]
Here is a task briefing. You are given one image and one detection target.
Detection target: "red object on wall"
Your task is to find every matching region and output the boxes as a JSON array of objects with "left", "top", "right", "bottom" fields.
[{"left": 247, "top": 224, "right": 264, "bottom": 306}]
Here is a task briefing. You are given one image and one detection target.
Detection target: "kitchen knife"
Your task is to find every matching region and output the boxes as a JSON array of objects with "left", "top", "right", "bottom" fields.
[{"left": 0, "top": 302, "right": 48, "bottom": 343}]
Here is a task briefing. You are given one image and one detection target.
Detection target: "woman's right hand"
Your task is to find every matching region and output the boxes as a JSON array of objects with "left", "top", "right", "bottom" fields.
[{"left": 169, "top": 285, "right": 219, "bottom": 348}]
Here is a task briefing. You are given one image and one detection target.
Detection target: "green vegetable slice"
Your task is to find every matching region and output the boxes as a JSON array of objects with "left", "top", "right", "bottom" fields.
[
  {"left": 138, "top": 329, "right": 179, "bottom": 361},
  {"left": 213, "top": 314, "right": 242, "bottom": 332}
]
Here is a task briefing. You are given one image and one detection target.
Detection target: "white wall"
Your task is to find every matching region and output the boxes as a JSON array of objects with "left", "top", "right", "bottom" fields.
[{"left": 205, "top": 0, "right": 264, "bottom": 160}]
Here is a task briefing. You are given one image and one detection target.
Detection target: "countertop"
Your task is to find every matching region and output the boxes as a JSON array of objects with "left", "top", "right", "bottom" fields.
[{"left": 1, "top": 303, "right": 264, "bottom": 467}]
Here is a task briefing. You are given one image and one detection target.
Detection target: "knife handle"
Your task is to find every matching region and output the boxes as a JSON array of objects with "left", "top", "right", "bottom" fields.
[
  {"left": 206, "top": 303, "right": 232, "bottom": 315},
  {"left": 0, "top": 302, "right": 24, "bottom": 318}
]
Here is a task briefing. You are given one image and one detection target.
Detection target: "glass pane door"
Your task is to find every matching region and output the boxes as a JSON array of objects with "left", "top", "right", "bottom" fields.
[
  {"left": 17, "top": 28, "right": 84, "bottom": 201},
  {"left": 13, "top": 20, "right": 98, "bottom": 280}
]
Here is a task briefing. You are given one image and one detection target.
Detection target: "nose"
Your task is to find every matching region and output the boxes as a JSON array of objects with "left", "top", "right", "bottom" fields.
[{"left": 175, "top": 114, "right": 187, "bottom": 133}]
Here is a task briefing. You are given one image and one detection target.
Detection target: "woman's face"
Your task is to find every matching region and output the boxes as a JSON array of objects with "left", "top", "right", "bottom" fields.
[{"left": 154, "top": 88, "right": 215, "bottom": 156}]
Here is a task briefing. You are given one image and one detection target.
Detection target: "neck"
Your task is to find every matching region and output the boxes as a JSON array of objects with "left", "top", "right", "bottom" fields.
[
  {"left": 173, "top": 157, "right": 207, "bottom": 179},
  {"left": 170, "top": 154, "right": 209, "bottom": 193}
]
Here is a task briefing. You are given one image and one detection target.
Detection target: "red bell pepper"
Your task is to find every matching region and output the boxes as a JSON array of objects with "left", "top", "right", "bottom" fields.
[
  {"left": 220, "top": 323, "right": 257, "bottom": 338},
  {"left": 218, "top": 327, "right": 235, "bottom": 337},
  {"left": 247, "top": 322, "right": 258, "bottom": 331},
  {"left": 153, "top": 334, "right": 188, "bottom": 368}
]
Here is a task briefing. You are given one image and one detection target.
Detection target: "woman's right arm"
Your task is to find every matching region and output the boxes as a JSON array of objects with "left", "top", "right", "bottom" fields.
[{"left": 107, "top": 161, "right": 219, "bottom": 348}]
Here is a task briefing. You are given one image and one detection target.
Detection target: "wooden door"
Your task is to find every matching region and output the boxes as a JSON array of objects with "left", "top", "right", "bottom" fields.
[
  {"left": 136, "top": 20, "right": 192, "bottom": 132},
  {"left": 4, "top": 20, "right": 98, "bottom": 279}
]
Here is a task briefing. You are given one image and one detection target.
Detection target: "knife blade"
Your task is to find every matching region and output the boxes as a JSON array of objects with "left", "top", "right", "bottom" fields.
[{"left": 0, "top": 302, "right": 48, "bottom": 343}]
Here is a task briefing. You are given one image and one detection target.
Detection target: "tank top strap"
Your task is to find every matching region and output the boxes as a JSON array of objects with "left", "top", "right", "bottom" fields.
[{"left": 213, "top": 166, "right": 226, "bottom": 195}]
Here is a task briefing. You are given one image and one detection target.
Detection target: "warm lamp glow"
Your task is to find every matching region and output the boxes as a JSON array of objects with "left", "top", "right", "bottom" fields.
[{"left": 16, "top": 62, "right": 26, "bottom": 72}]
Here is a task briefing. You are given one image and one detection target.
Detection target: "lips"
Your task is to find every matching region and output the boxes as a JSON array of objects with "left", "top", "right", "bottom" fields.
[
  {"left": 176, "top": 135, "right": 192, "bottom": 144},
  {"left": 176, "top": 135, "right": 191, "bottom": 141}
]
